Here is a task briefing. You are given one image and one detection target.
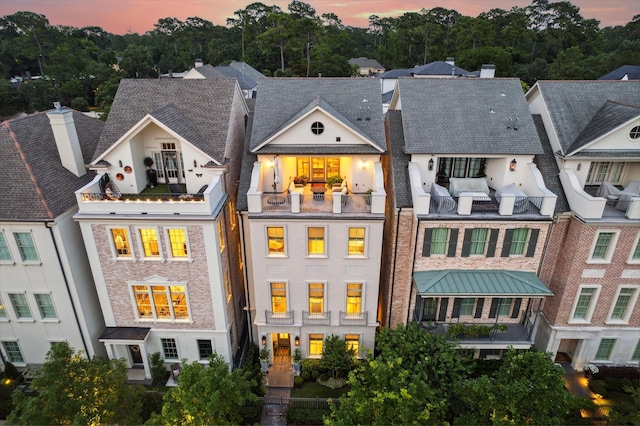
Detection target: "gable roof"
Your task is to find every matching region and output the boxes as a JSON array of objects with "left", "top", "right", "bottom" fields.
[
  {"left": 378, "top": 68, "right": 412, "bottom": 78},
  {"left": 396, "top": 78, "right": 542, "bottom": 155},
  {"left": 93, "top": 79, "right": 240, "bottom": 163},
  {"left": 533, "top": 81, "right": 640, "bottom": 156},
  {"left": 349, "top": 57, "right": 384, "bottom": 69},
  {"left": 411, "top": 61, "right": 469, "bottom": 76},
  {"left": 228, "top": 61, "right": 265, "bottom": 82},
  {"left": 249, "top": 78, "right": 386, "bottom": 154},
  {"left": 0, "top": 110, "right": 103, "bottom": 221},
  {"left": 599, "top": 65, "right": 640, "bottom": 80},
  {"left": 211, "top": 66, "right": 258, "bottom": 91}
]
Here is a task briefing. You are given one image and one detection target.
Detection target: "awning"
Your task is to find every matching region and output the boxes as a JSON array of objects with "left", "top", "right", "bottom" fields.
[
  {"left": 414, "top": 270, "right": 552, "bottom": 297},
  {"left": 99, "top": 327, "right": 151, "bottom": 342}
]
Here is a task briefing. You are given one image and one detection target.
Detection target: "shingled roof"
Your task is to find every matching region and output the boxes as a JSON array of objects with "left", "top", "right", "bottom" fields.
[
  {"left": 93, "top": 79, "right": 239, "bottom": 163},
  {"left": 411, "top": 61, "right": 469, "bottom": 76},
  {"left": 599, "top": 65, "right": 640, "bottom": 81},
  {"left": 396, "top": 78, "right": 542, "bottom": 155},
  {"left": 249, "top": 78, "right": 386, "bottom": 154},
  {"left": 386, "top": 110, "right": 413, "bottom": 208},
  {"left": 0, "top": 110, "right": 103, "bottom": 221},
  {"left": 534, "top": 81, "right": 640, "bottom": 156}
]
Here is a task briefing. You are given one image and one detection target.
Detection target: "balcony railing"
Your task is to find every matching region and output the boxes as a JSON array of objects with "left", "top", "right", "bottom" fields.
[
  {"left": 339, "top": 311, "right": 368, "bottom": 326},
  {"left": 302, "top": 311, "right": 331, "bottom": 325},
  {"left": 258, "top": 192, "right": 373, "bottom": 214},
  {"left": 80, "top": 192, "right": 205, "bottom": 202},
  {"left": 429, "top": 195, "right": 545, "bottom": 215},
  {"left": 265, "top": 310, "right": 294, "bottom": 325},
  {"left": 417, "top": 321, "right": 533, "bottom": 344}
]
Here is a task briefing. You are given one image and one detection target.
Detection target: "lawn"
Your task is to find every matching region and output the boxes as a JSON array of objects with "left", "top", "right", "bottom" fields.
[{"left": 290, "top": 381, "right": 350, "bottom": 399}]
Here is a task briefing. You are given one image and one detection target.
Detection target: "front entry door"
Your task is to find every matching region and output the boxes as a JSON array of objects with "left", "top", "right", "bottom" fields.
[
  {"left": 129, "top": 345, "right": 143, "bottom": 365},
  {"left": 162, "top": 151, "right": 180, "bottom": 184}
]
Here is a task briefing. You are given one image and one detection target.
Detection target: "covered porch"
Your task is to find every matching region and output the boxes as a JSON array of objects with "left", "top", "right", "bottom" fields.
[{"left": 99, "top": 327, "right": 152, "bottom": 381}]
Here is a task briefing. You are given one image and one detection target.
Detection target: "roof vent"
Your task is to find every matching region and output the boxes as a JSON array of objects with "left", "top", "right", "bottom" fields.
[
  {"left": 53, "top": 101, "right": 62, "bottom": 110},
  {"left": 357, "top": 97, "right": 370, "bottom": 121}
]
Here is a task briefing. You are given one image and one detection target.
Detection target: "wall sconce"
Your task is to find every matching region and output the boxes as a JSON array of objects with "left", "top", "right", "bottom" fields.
[
  {"left": 295, "top": 336, "right": 300, "bottom": 346},
  {"left": 118, "top": 160, "right": 123, "bottom": 167},
  {"left": 193, "top": 160, "right": 198, "bottom": 168},
  {"left": 360, "top": 161, "right": 367, "bottom": 170},
  {"left": 577, "top": 163, "right": 582, "bottom": 171},
  {"left": 509, "top": 159, "right": 517, "bottom": 172},
  {"left": 428, "top": 158, "right": 434, "bottom": 171},
  {"left": 261, "top": 335, "right": 267, "bottom": 346}
]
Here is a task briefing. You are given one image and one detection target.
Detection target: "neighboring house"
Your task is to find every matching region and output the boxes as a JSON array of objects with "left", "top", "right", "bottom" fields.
[
  {"left": 74, "top": 79, "right": 249, "bottom": 378},
  {"left": 528, "top": 80, "right": 640, "bottom": 369},
  {"left": 382, "top": 78, "right": 558, "bottom": 359},
  {"left": 348, "top": 57, "right": 385, "bottom": 76},
  {"left": 237, "top": 78, "right": 387, "bottom": 361},
  {"left": 598, "top": 65, "right": 640, "bottom": 81},
  {"left": 0, "top": 106, "right": 106, "bottom": 368},
  {"left": 184, "top": 60, "right": 264, "bottom": 99}
]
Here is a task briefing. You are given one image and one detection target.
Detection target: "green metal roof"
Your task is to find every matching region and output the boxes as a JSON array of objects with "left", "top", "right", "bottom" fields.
[{"left": 413, "top": 270, "right": 552, "bottom": 296}]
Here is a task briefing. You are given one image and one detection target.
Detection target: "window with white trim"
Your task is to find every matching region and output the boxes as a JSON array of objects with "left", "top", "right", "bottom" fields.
[
  {"left": 217, "top": 219, "right": 226, "bottom": 252},
  {"left": 308, "top": 283, "right": 325, "bottom": 314},
  {"left": 111, "top": 228, "right": 132, "bottom": 258},
  {"left": 430, "top": 228, "right": 450, "bottom": 255},
  {"left": 198, "top": 339, "right": 213, "bottom": 360},
  {"left": 348, "top": 227, "right": 366, "bottom": 256},
  {"left": 309, "top": 334, "right": 324, "bottom": 355},
  {"left": 632, "top": 341, "right": 640, "bottom": 361},
  {"left": 346, "top": 283, "right": 362, "bottom": 314},
  {"left": 224, "top": 271, "right": 231, "bottom": 302},
  {"left": 571, "top": 286, "right": 599, "bottom": 322},
  {"left": 2, "top": 341, "right": 24, "bottom": 363},
  {"left": 307, "top": 227, "right": 325, "bottom": 256},
  {"left": 608, "top": 287, "right": 638, "bottom": 322},
  {"left": 0, "top": 295, "right": 7, "bottom": 319},
  {"left": 469, "top": 228, "right": 489, "bottom": 255},
  {"left": 132, "top": 284, "right": 189, "bottom": 320},
  {"left": 14, "top": 232, "right": 38, "bottom": 262},
  {"left": 139, "top": 228, "right": 160, "bottom": 258},
  {"left": 345, "top": 334, "right": 360, "bottom": 356},
  {"left": 589, "top": 231, "right": 618, "bottom": 262},
  {"left": 586, "top": 162, "right": 626, "bottom": 185},
  {"left": 630, "top": 233, "right": 640, "bottom": 262},
  {"left": 0, "top": 232, "right": 12, "bottom": 261},
  {"left": 161, "top": 338, "right": 179, "bottom": 359},
  {"left": 167, "top": 228, "right": 188, "bottom": 258},
  {"left": 34, "top": 293, "right": 57, "bottom": 319},
  {"left": 8, "top": 293, "right": 32, "bottom": 319},
  {"left": 267, "top": 226, "right": 285, "bottom": 255},
  {"left": 270, "top": 282, "right": 287, "bottom": 313},
  {"left": 509, "top": 228, "right": 530, "bottom": 256},
  {"left": 595, "top": 338, "right": 616, "bottom": 361}
]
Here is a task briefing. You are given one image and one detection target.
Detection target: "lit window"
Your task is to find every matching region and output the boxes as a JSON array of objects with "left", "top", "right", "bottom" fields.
[
  {"left": 327, "top": 158, "right": 340, "bottom": 178},
  {"left": 167, "top": 229, "right": 188, "bottom": 258},
  {"left": 8, "top": 294, "right": 32, "bottom": 319},
  {"left": 345, "top": 334, "right": 360, "bottom": 356},
  {"left": 34, "top": 294, "right": 57, "bottom": 319},
  {"left": 271, "top": 283, "right": 287, "bottom": 313},
  {"left": 139, "top": 228, "right": 160, "bottom": 258},
  {"left": 348, "top": 227, "right": 365, "bottom": 255},
  {"left": 224, "top": 272, "right": 231, "bottom": 302},
  {"left": 229, "top": 202, "right": 236, "bottom": 229},
  {"left": 0, "top": 232, "right": 12, "bottom": 261},
  {"left": 309, "top": 334, "right": 324, "bottom": 355},
  {"left": 430, "top": 228, "right": 449, "bottom": 255},
  {"left": 267, "top": 227, "right": 285, "bottom": 254},
  {"left": 14, "top": 232, "right": 38, "bottom": 262},
  {"left": 309, "top": 283, "right": 324, "bottom": 314},
  {"left": 469, "top": 228, "right": 488, "bottom": 255},
  {"left": 346, "top": 283, "right": 362, "bottom": 314},
  {"left": 132, "top": 285, "right": 189, "bottom": 320},
  {"left": 595, "top": 338, "right": 616, "bottom": 360},
  {"left": 161, "top": 338, "right": 179, "bottom": 359},
  {"left": 198, "top": 340, "right": 213, "bottom": 360},
  {"left": 632, "top": 341, "right": 640, "bottom": 361},
  {"left": 459, "top": 298, "right": 475, "bottom": 316},
  {"left": 217, "top": 220, "right": 226, "bottom": 252},
  {"left": 0, "top": 296, "right": 7, "bottom": 319},
  {"left": 111, "top": 228, "right": 131, "bottom": 257},
  {"left": 509, "top": 228, "right": 529, "bottom": 256},
  {"left": 572, "top": 287, "right": 598, "bottom": 321},
  {"left": 610, "top": 288, "right": 637, "bottom": 321},
  {"left": 591, "top": 231, "right": 616, "bottom": 261},
  {"left": 308, "top": 227, "right": 325, "bottom": 255},
  {"left": 2, "top": 341, "right": 24, "bottom": 363}
]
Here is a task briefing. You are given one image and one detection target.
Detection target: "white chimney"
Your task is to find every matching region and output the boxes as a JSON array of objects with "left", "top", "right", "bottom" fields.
[
  {"left": 480, "top": 64, "right": 496, "bottom": 79},
  {"left": 445, "top": 57, "right": 455, "bottom": 66},
  {"left": 46, "top": 104, "right": 86, "bottom": 177},
  {"left": 195, "top": 58, "right": 204, "bottom": 68}
]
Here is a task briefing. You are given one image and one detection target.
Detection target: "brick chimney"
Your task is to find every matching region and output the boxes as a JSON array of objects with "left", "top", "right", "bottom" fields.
[{"left": 46, "top": 103, "right": 86, "bottom": 177}]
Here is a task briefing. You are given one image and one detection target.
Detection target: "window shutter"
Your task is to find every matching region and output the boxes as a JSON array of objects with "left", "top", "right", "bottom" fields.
[
  {"left": 511, "top": 298, "right": 522, "bottom": 318},
  {"left": 452, "top": 298, "right": 462, "bottom": 318},
  {"left": 422, "top": 229, "right": 433, "bottom": 257},
  {"left": 525, "top": 229, "right": 539, "bottom": 257},
  {"left": 461, "top": 229, "right": 472, "bottom": 257},
  {"left": 487, "top": 229, "right": 499, "bottom": 257},
  {"left": 501, "top": 229, "right": 514, "bottom": 257},
  {"left": 474, "top": 298, "right": 484, "bottom": 318},
  {"left": 438, "top": 298, "right": 448, "bottom": 321},
  {"left": 489, "top": 298, "right": 500, "bottom": 318},
  {"left": 447, "top": 229, "right": 459, "bottom": 257}
]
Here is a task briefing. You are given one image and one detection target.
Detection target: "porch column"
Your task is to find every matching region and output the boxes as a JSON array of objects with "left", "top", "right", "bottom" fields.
[{"left": 139, "top": 344, "right": 152, "bottom": 379}]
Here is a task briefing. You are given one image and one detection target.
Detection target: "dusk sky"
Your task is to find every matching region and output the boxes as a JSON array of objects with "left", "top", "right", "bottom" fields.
[{"left": 1, "top": 0, "right": 637, "bottom": 34}]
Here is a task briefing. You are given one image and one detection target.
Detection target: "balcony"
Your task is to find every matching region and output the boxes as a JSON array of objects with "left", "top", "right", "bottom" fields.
[
  {"left": 265, "top": 310, "right": 294, "bottom": 325},
  {"left": 75, "top": 174, "right": 225, "bottom": 216},
  {"left": 418, "top": 321, "right": 533, "bottom": 347},
  {"left": 259, "top": 190, "right": 373, "bottom": 214},
  {"left": 302, "top": 311, "right": 331, "bottom": 325},
  {"left": 339, "top": 311, "right": 368, "bottom": 326}
]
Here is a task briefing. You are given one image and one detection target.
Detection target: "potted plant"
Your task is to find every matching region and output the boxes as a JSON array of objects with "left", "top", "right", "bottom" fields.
[
  {"left": 293, "top": 175, "right": 308, "bottom": 187},
  {"left": 364, "top": 188, "right": 374, "bottom": 205},
  {"left": 292, "top": 348, "right": 302, "bottom": 376},
  {"left": 259, "top": 345, "right": 270, "bottom": 373},
  {"left": 144, "top": 157, "right": 157, "bottom": 188},
  {"left": 327, "top": 175, "right": 343, "bottom": 188}
]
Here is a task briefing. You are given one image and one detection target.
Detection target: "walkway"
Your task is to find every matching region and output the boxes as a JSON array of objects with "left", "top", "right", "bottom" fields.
[
  {"left": 562, "top": 363, "right": 595, "bottom": 399},
  {"left": 260, "top": 355, "right": 294, "bottom": 426}
]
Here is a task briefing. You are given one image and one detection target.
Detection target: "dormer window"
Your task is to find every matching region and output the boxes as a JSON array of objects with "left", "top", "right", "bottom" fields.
[
  {"left": 630, "top": 126, "right": 640, "bottom": 140},
  {"left": 311, "top": 122, "right": 324, "bottom": 135}
]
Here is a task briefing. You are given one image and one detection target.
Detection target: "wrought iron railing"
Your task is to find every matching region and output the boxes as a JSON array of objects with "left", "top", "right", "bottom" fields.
[
  {"left": 265, "top": 310, "right": 294, "bottom": 325},
  {"left": 339, "top": 311, "right": 368, "bottom": 325},
  {"left": 302, "top": 311, "right": 331, "bottom": 325}
]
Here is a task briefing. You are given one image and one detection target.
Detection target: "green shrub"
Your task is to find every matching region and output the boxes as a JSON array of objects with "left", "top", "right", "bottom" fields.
[
  {"left": 301, "top": 371, "right": 311, "bottom": 381},
  {"left": 149, "top": 352, "right": 167, "bottom": 386},
  {"left": 287, "top": 407, "right": 328, "bottom": 425},
  {"left": 71, "top": 97, "right": 90, "bottom": 111},
  {"left": 319, "top": 373, "right": 329, "bottom": 382},
  {"left": 588, "top": 378, "right": 608, "bottom": 397},
  {"left": 302, "top": 358, "right": 321, "bottom": 373},
  {"left": 593, "top": 366, "right": 640, "bottom": 380},
  {"left": 311, "top": 370, "right": 320, "bottom": 380},
  {"left": 605, "top": 377, "right": 633, "bottom": 392},
  {"left": 240, "top": 405, "right": 263, "bottom": 425},
  {"left": 139, "top": 390, "right": 165, "bottom": 422},
  {"left": 294, "top": 376, "right": 304, "bottom": 388},
  {"left": 327, "top": 175, "right": 343, "bottom": 187}
]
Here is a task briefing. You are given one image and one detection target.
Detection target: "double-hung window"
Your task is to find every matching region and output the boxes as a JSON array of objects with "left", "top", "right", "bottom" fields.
[
  {"left": 217, "top": 220, "right": 226, "bottom": 252},
  {"left": 139, "top": 228, "right": 160, "bottom": 258},
  {"left": 501, "top": 228, "right": 539, "bottom": 257},
  {"left": 167, "top": 228, "right": 188, "bottom": 258},
  {"left": 595, "top": 339, "right": 616, "bottom": 361},
  {"left": 308, "top": 227, "right": 325, "bottom": 256},
  {"left": 2, "top": 341, "right": 24, "bottom": 363},
  {"left": 309, "top": 334, "right": 324, "bottom": 356},
  {"left": 345, "top": 334, "right": 360, "bottom": 356},
  {"left": 0, "top": 232, "right": 12, "bottom": 262},
  {"left": 308, "top": 283, "right": 324, "bottom": 314},
  {"left": 571, "top": 287, "right": 599, "bottom": 322},
  {"left": 267, "top": 227, "right": 285, "bottom": 255},
  {"left": 9, "top": 294, "right": 32, "bottom": 319},
  {"left": 198, "top": 340, "right": 213, "bottom": 360},
  {"left": 14, "top": 232, "right": 38, "bottom": 262},
  {"left": 609, "top": 287, "right": 637, "bottom": 322},
  {"left": 590, "top": 231, "right": 618, "bottom": 262},
  {"left": 348, "top": 227, "right": 365, "bottom": 256},
  {"left": 632, "top": 341, "right": 640, "bottom": 361},
  {"left": 161, "top": 338, "right": 179, "bottom": 359},
  {"left": 469, "top": 228, "right": 488, "bottom": 255},
  {"left": 34, "top": 294, "right": 57, "bottom": 319},
  {"left": 0, "top": 296, "right": 8, "bottom": 319},
  {"left": 270, "top": 283, "right": 287, "bottom": 313},
  {"left": 346, "top": 283, "right": 362, "bottom": 314},
  {"left": 423, "top": 228, "right": 458, "bottom": 257},
  {"left": 630, "top": 233, "right": 640, "bottom": 262},
  {"left": 111, "top": 228, "right": 132, "bottom": 258}
]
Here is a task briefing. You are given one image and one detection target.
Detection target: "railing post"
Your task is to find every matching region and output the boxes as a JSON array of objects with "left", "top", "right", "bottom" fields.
[
  {"left": 333, "top": 192, "right": 342, "bottom": 213},
  {"left": 498, "top": 193, "right": 515, "bottom": 216},
  {"left": 291, "top": 192, "right": 300, "bottom": 213}
]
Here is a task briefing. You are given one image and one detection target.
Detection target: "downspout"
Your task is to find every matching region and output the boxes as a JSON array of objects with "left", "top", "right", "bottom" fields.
[
  {"left": 529, "top": 298, "right": 543, "bottom": 339},
  {"left": 388, "top": 207, "right": 402, "bottom": 327},
  {"left": 238, "top": 212, "right": 253, "bottom": 344},
  {"left": 406, "top": 214, "right": 420, "bottom": 325},
  {"left": 45, "top": 221, "right": 90, "bottom": 357}
]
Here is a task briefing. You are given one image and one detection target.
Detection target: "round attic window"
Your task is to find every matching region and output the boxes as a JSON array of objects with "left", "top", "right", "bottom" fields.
[
  {"left": 311, "top": 121, "right": 324, "bottom": 135},
  {"left": 630, "top": 126, "right": 640, "bottom": 140}
]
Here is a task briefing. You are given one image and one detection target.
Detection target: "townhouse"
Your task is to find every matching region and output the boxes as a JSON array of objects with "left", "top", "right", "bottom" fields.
[
  {"left": 74, "top": 79, "right": 249, "bottom": 378},
  {"left": 382, "top": 78, "right": 558, "bottom": 359},
  {"left": 0, "top": 106, "right": 106, "bottom": 368},
  {"left": 529, "top": 80, "right": 640, "bottom": 368},
  {"left": 237, "top": 78, "right": 387, "bottom": 361}
]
